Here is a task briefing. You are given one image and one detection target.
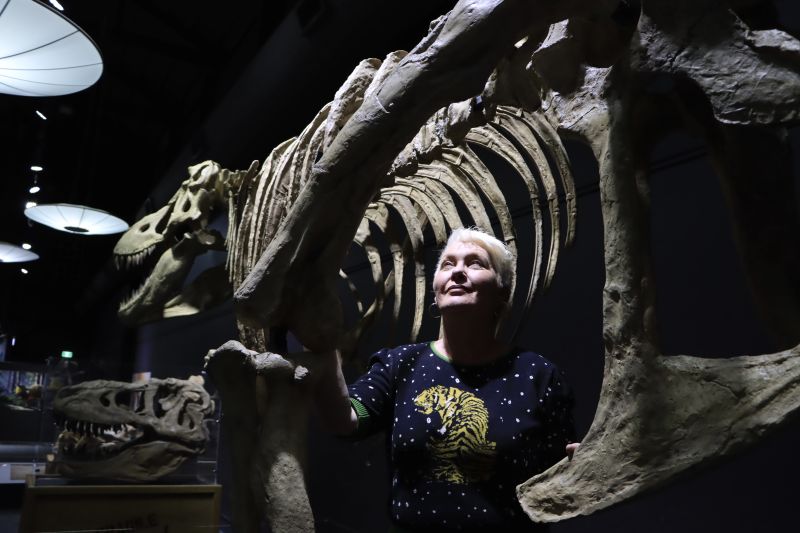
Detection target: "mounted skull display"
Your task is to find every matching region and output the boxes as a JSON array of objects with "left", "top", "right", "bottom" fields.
[
  {"left": 114, "top": 161, "right": 256, "bottom": 325},
  {"left": 51, "top": 377, "right": 214, "bottom": 481},
  {"left": 115, "top": 0, "right": 799, "bottom": 531}
]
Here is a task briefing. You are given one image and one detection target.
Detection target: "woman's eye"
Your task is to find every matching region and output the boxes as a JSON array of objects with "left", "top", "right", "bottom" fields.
[
  {"left": 469, "top": 260, "right": 484, "bottom": 268},
  {"left": 441, "top": 261, "right": 454, "bottom": 268}
]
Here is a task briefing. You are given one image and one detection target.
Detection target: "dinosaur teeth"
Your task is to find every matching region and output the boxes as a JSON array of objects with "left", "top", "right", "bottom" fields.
[
  {"left": 58, "top": 419, "right": 136, "bottom": 444},
  {"left": 119, "top": 272, "right": 151, "bottom": 310},
  {"left": 117, "top": 243, "right": 161, "bottom": 311},
  {"left": 114, "top": 243, "right": 157, "bottom": 272}
]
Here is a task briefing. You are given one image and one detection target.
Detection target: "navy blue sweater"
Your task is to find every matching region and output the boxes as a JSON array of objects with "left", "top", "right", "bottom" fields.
[{"left": 348, "top": 342, "right": 575, "bottom": 532}]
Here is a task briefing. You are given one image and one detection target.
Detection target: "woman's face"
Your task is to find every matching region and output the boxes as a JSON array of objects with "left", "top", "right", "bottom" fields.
[{"left": 433, "top": 241, "right": 505, "bottom": 317}]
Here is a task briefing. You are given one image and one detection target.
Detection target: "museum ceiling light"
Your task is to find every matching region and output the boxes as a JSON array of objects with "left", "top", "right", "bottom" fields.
[
  {"left": 0, "top": 241, "right": 39, "bottom": 263},
  {"left": 24, "top": 203, "right": 129, "bottom": 235},
  {"left": 0, "top": 0, "right": 103, "bottom": 97},
  {"left": 30, "top": 165, "right": 43, "bottom": 172}
]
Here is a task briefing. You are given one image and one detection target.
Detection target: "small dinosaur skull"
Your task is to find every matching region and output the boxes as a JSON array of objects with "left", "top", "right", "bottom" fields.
[{"left": 51, "top": 377, "right": 214, "bottom": 481}]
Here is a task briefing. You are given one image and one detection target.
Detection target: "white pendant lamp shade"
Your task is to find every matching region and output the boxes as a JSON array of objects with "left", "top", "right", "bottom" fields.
[
  {"left": 0, "top": 0, "right": 103, "bottom": 96},
  {"left": 25, "top": 203, "right": 129, "bottom": 235},
  {"left": 0, "top": 241, "right": 39, "bottom": 262}
]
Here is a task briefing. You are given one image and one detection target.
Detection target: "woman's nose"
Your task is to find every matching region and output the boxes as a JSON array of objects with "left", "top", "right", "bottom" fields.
[{"left": 451, "top": 262, "right": 466, "bottom": 279}]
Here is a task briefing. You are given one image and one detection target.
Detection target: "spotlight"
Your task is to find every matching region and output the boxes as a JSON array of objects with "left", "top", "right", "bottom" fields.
[
  {"left": 29, "top": 185, "right": 40, "bottom": 194},
  {"left": 35, "top": 110, "right": 48, "bottom": 120},
  {"left": 21, "top": 243, "right": 32, "bottom": 250},
  {"left": 30, "top": 165, "right": 43, "bottom": 172},
  {"left": 26, "top": 201, "right": 37, "bottom": 209},
  {"left": 21, "top": 268, "right": 29, "bottom": 274}
]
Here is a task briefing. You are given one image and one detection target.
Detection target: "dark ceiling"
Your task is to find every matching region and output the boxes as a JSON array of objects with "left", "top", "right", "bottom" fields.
[{"left": 0, "top": 0, "right": 453, "bottom": 363}]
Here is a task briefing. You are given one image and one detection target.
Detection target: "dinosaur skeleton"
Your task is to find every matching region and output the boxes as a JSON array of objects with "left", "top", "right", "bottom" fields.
[
  {"left": 114, "top": 99, "right": 572, "bottom": 356},
  {"left": 115, "top": 0, "right": 799, "bottom": 531},
  {"left": 51, "top": 377, "right": 214, "bottom": 481},
  {"left": 117, "top": 61, "right": 573, "bottom": 533}
]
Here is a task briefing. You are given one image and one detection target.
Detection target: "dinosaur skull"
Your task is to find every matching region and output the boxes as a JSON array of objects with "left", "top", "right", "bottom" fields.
[
  {"left": 114, "top": 161, "right": 228, "bottom": 324},
  {"left": 51, "top": 377, "right": 214, "bottom": 481}
]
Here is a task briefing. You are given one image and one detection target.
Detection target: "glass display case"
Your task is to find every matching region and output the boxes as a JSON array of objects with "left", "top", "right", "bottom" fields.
[
  {"left": 2, "top": 358, "right": 220, "bottom": 487},
  {"left": 8, "top": 360, "right": 224, "bottom": 532}
]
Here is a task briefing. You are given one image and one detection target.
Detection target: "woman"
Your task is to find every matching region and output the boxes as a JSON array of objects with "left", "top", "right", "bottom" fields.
[{"left": 320, "top": 227, "right": 577, "bottom": 532}]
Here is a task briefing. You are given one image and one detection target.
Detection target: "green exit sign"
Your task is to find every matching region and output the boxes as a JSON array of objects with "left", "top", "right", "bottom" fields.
[{"left": 61, "top": 350, "right": 73, "bottom": 359}]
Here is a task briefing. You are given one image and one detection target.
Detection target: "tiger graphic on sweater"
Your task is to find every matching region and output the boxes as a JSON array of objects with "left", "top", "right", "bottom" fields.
[{"left": 414, "top": 385, "right": 496, "bottom": 484}]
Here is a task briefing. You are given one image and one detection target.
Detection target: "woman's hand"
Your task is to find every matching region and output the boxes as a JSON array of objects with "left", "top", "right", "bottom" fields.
[{"left": 566, "top": 442, "right": 580, "bottom": 460}]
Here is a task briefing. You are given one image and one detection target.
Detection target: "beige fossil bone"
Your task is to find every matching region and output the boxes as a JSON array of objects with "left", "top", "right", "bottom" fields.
[
  {"left": 515, "top": 0, "right": 800, "bottom": 522},
  {"left": 204, "top": 340, "right": 317, "bottom": 533}
]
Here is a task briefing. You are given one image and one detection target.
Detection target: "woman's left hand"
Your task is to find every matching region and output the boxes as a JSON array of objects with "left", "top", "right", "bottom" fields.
[{"left": 566, "top": 442, "right": 580, "bottom": 460}]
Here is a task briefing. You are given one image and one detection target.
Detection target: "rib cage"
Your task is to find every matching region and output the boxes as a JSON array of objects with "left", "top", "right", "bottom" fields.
[{"left": 226, "top": 55, "right": 575, "bottom": 360}]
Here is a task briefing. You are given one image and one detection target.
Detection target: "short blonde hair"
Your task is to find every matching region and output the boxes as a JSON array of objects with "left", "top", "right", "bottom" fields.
[{"left": 435, "top": 227, "right": 515, "bottom": 292}]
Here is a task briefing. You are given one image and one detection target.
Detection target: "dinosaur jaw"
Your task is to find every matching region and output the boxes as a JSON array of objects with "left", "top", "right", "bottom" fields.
[
  {"left": 55, "top": 420, "right": 202, "bottom": 464},
  {"left": 53, "top": 421, "right": 202, "bottom": 481},
  {"left": 116, "top": 228, "right": 225, "bottom": 325}
]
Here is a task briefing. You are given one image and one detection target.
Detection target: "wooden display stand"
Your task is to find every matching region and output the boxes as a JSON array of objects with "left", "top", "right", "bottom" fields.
[{"left": 20, "top": 477, "right": 221, "bottom": 532}]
